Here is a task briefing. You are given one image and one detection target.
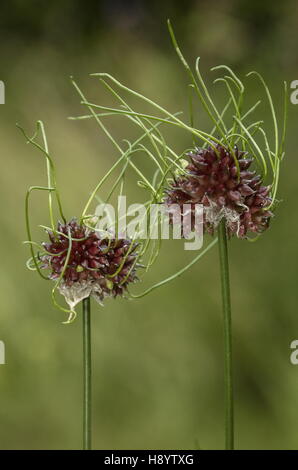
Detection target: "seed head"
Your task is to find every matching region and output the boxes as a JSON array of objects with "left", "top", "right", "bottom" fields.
[
  {"left": 165, "top": 144, "right": 273, "bottom": 238},
  {"left": 40, "top": 219, "right": 139, "bottom": 309}
]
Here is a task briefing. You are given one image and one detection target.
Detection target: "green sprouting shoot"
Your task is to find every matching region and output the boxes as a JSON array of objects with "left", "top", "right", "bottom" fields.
[
  {"left": 69, "top": 19, "right": 286, "bottom": 227},
  {"left": 19, "top": 121, "right": 66, "bottom": 282},
  {"left": 25, "top": 185, "right": 55, "bottom": 280},
  {"left": 18, "top": 122, "right": 66, "bottom": 228}
]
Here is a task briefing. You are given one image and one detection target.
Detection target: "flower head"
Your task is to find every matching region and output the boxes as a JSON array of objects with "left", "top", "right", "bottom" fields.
[
  {"left": 40, "top": 219, "right": 139, "bottom": 310},
  {"left": 165, "top": 144, "right": 273, "bottom": 238}
]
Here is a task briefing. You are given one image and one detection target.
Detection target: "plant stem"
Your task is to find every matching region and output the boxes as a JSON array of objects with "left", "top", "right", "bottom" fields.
[
  {"left": 83, "top": 296, "right": 92, "bottom": 450},
  {"left": 218, "top": 219, "right": 234, "bottom": 450}
]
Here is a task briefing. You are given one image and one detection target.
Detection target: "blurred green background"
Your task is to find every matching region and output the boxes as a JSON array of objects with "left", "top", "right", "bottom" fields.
[{"left": 0, "top": 0, "right": 298, "bottom": 450}]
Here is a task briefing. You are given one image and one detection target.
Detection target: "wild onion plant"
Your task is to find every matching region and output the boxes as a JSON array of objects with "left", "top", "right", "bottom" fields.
[
  {"left": 21, "top": 121, "right": 144, "bottom": 449},
  {"left": 69, "top": 20, "right": 287, "bottom": 449}
]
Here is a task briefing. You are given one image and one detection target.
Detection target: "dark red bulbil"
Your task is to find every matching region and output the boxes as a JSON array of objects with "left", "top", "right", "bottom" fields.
[
  {"left": 165, "top": 144, "right": 273, "bottom": 238},
  {"left": 40, "top": 219, "right": 139, "bottom": 300}
]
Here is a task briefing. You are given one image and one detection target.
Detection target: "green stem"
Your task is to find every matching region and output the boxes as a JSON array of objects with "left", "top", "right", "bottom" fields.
[
  {"left": 218, "top": 219, "right": 234, "bottom": 450},
  {"left": 83, "top": 297, "right": 92, "bottom": 450}
]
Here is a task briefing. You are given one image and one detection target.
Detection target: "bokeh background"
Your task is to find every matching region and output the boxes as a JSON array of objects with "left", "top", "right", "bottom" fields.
[{"left": 0, "top": 0, "right": 298, "bottom": 450}]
